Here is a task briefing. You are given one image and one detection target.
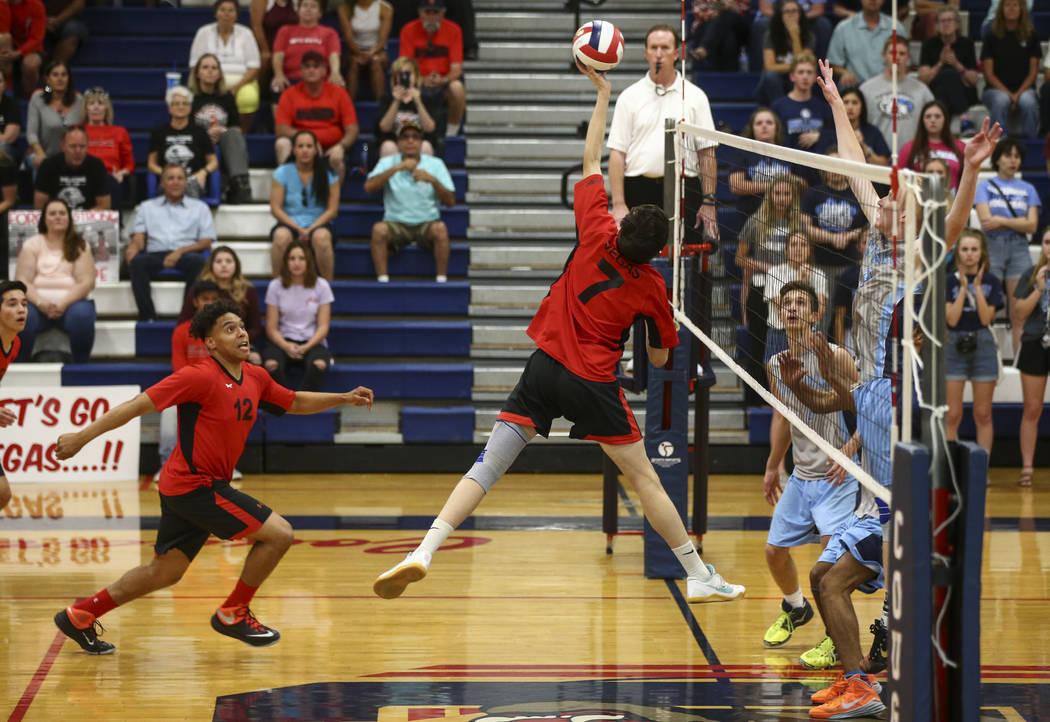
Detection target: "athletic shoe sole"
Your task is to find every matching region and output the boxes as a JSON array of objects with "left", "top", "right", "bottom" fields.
[
  {"left": 373, "top": 560, "right": 428, "bottom": 599},
  {"left": 686, "top": 589, "right": 746, "bottom": 603},
  {"left": 209, "top": 614, "right": 281, "bottom": 647},
  {"left": 812, "top": 699, "right": 886, "bottom": 719},
  {"left": 53, "top": 610, "right": 115, "bottom": 655},
  {"left": 799, "top": 655, "right": 838, "bottom": 671}
]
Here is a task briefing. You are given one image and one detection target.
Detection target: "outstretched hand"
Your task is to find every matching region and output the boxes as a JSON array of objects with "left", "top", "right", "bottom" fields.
[
  {"left": 576, "top": 60, "right": 611, "bottom": 94},
  {"left": 815, "top": 58, "right": 841, "bottom": 106},
  {"left": 345, "top": 386, "right": 375, "bottom": 410},
  {"left": 779, "top": 351, "right": 807, "bottom": 388},
  {"left": 55, "top": 432, "right": 85, "bottom": 460},
  {"left": 963, "top": 117, "right": 1003, "bottom": 167}
]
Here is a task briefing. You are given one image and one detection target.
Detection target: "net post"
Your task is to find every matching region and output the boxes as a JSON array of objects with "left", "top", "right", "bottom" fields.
[{"left": 663, "top": 117, "right": 677, "bottom": 235}]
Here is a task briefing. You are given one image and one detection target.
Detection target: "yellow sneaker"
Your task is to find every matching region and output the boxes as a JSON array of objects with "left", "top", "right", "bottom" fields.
[
  {"left": 763, "top": 598, "right": 814, "bottom": 647},
  {"left": 800, "top": 635, "right": 838, "bottom": 670},
  {"left": 809, "top": 674, "right": 885, "bottom": 718}
]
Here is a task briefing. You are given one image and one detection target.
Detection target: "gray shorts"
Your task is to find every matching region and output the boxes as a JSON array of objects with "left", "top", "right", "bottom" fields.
[
  {"left": 945, "top": 327, "right": 1000, "bottom": 382},
  {"left": 386, "top": 221, "right": 436, "bottom": 253}
]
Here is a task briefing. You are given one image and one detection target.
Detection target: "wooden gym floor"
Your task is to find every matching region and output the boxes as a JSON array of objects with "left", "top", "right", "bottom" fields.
[{"left": 2, "top": 467, "right": 1048, "bottom": 721}]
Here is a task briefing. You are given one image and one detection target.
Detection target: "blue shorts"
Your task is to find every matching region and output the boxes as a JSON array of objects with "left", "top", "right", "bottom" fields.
[
  {"left": 767, "top": 472, "right": 859, "bottom": 547},
  {"left": 854, "top": 377, "right": 894, "bottom": 487},
  {"left": 817, "top": 514, "right": 885, "bottom": 593},
  {"left": 945, "top": 327, "right": 999, "bottom": 382},
  {"left": 986, "top": 232, "right": 1031, "bottom": 283}
]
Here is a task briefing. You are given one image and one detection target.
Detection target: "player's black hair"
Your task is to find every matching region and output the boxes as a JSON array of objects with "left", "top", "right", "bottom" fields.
[
  {"left": 617, "top": 204, "right": 668, "bottom": 264},
  {"left": 191, "top": 279, "right": 221, "bottom": 298},
  {"left": 190, "top": 299, "right": 243, "bottom": 340},
  {"left": 780, "top": 280, "right": 819, "bottom": 314},
  {"left": 0, "top": 280, "right": 27, "bottom": 302}
]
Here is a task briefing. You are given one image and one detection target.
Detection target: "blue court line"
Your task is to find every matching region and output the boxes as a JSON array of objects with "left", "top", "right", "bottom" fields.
[
  {"left": 616, "top": 481, "right": 640, "bottom": 517},
  {"left": 663, "top": 578, "right": 731, "bottom": 698}
]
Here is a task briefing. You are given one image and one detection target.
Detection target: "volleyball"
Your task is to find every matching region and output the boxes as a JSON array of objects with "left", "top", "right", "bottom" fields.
[{"left": 572, "top": 20, "right": 624, "bottom": 72}]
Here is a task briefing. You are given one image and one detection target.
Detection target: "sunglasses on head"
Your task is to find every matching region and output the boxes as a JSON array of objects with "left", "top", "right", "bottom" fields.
[{"left": 85, "top": 87, "right": 110, "bottom": 99}]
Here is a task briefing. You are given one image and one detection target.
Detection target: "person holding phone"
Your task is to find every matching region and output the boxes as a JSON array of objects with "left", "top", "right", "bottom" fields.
[{"left": 375, "top": 56, "right": 437, "bottom": 158}]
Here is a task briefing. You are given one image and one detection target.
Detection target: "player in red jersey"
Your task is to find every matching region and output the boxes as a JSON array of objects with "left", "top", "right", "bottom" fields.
[
  {"left": 373, "top": 65, "right": 745, "bottom": 604},
  {"left": 52, "top": 300, "right": 374, "bottom": 654},
  {"left": 0, "top": 280, "right": 28, "bottom": 511}
]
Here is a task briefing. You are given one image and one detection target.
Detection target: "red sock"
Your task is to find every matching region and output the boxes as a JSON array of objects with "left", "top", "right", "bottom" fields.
[
  {"left": 72, "top": 589, "right": 118, "bottom": 624},
  {"left": 221, "top": 579, "right": 258, "bottom": 609}
]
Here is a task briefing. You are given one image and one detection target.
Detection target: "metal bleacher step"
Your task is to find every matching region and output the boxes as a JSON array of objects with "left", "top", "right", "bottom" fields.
[
  {"left": 469, "top": 207, "right": 574, "bottom": 232},
  {"left": 469, "top": 283, "right": 550, "bottom": 317},
  {"left": 475, "top": 11, "right": 673, "bottom": 40},
  {"left": 466, "top": 103, "right": 605, "bottom": 129},
  {"left": 466, "top": 71, "right": 636, "bottom": 99}
]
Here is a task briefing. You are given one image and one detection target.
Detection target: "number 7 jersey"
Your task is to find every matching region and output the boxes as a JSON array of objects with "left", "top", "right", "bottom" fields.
[
  {"left": 146, "top": 358, "right": 296, "bottom": 495},
  {"left": 526, "top": 173, "right": 679, "bottom": 383}
]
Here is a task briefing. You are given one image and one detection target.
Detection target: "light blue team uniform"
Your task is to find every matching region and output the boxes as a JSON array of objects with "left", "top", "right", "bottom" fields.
[
  {"left": 366, "top": 153, "right": 455, "bottom": 225},
  {"left": 766, "top": 345, "right": 858, "bottom": 549}
]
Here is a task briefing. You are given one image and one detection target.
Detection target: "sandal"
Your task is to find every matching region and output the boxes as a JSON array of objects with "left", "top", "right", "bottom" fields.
[{"left": 1018, "top": 468, "right": 1033, "bottom": 488}]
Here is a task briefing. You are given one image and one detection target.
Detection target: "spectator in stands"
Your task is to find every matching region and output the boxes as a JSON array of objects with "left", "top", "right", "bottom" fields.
[
  {"left": 249, "top": 0, "right": 298, "bottom": 100},
  {"left": 14, "top": 198, "right": 96, "bottom": 362},
  {"left": 270, "top": 129, "right": 339, "bottom": 280},
  {"left": 391, "top": 0, "right": 477, "bottom": 60},
  {"left": 376, "top": 56, "right": 437, "bottom": 157},
  {"left": 756, "top": 0, "right": 816, "bottom": 105},
  {"left": 365, "top": 118, "right": 454, "bottom": 283},
  {"left": 900, "top": 100, "right": 966, "bottom": 191},
  {"left": 338, "top": 0, "right": 392, "bottom": 101},
  {"left": 925, "top": 156, "right": 955, "bottom": 208},
  {"left": 157, "top": 279, "right": 222, "bottom": 483},
  {"left": 1012, "top": 225, "right": 1050, "bottom": 488},
  {"left": 861, "top": 37, "right": 934, "bottom": 152},
  {"left": 826, "top": 0, "right": 905, "bottom": 88},
  {"left": 831, "top": 228, "right": 866, "bottom": 350},
  {"left": 127, "top": 164, "right": 216, "bottom": 322},
  {"left": 43, "top": 0, "right": 87, "bottom": 65},
  {"left": 840, "top": 86, "right": 890, "bottom": 165},
  {"left": 190, "top": 0, "right": 262, "bottom": 134},
  {"left": 830, "top": 0, "right": 909, "bottom": 23},
  {"left": 765, "top": 231, "right": 828, "bottom": 356},
  {"left": 25, "top": 60, "right": 82, "bottom": 172},
  {"left": 1042, "top": 43, "right": 1050, "bottom": 136},
  {"left": 34, "top": 126, "right": 111, "bottom": 210},
  {"left": 800, "top": 145, "right": 867, "bottom": 330},
  {"left": 264, "top": 240, "right": 333, "bottom": 392},
  {"left": 0, "top": 147, "right": 16, "bottom": 215},
  {"left": 771, "top": 53, "right": 831, "bottom": 151},
  {"left": 728, "top": 108, "right": 793, "bottom": 222},
  {"left": 688, "top": 0, "right": 750, "bottom": 73},
  {"left": 945, "top": 228, "right": 1003, "bottom": 454},
  {"left": 981, "top": 0, "right": 1033, "bottom": 40},
  {"left": 188, "top": 53, "right": 253, "bottom": 204},
  {"left": 398, "top": 0, "right": 465, "bottom": 137},
  {"left": 80, "top": 87, "right": 134, "bottom": 210},
  {"left": 735, "top": 173, "right": 804, "bottom": 401},
  {"left": 981, "top": 0, "right": 1041, "bottom": 140},
  {"left": 918, "top": 5, "right": 979, "bottom": 134},
  {"left": 0, "top": 0, "right": 45, "bottom": 97},
  {"left": 149, "top": 86, "right": 220, "bottom": 201},
  {"left": 752, "top": 0, "right": 830, "bottom": 76},
  {"left": 271, "top": 0, "right": 343, "bottom": 95},
  {"left": 608, "top": 24, "right": 717, "bottom": 243},
  {"left": 177, "top": 245, "right": 263, "bottom": 365},
  {"left": 275, "top": 50, "right": 358, "bottom": 179},
  {"left": 910, "top": 0, "right": 957, "bottom": 42},
  {"left": 975, "top": 138, "right": 1041, "bottom": 353},
  {"left": 0, "top": 72, "right": 22, "bottom": 158}
]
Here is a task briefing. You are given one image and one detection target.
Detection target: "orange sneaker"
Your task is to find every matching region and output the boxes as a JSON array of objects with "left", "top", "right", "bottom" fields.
[
  {"left": 809, "top": 675, "right": 885, "bottom": 719},
  {"left": 811, "top": 672, "right": 882, "bottom": 706}
]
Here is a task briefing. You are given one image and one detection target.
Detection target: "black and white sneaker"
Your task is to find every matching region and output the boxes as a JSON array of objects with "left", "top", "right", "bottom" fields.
[
  {"left": 54, "top": 608, "right": 116, "bottom": 655},
  {"left": 867, "top": 618, "right": 888, "bottom": 674},
  {"left": 210, "top": 606, "right": 281, "bottom": 647}
]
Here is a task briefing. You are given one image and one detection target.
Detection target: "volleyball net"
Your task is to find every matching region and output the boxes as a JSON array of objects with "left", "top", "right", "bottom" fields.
[{"left": 666, "top": 120, "right": 955, "bottom": 511}]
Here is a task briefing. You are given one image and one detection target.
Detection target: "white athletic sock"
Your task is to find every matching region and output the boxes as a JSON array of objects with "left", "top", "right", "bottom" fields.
[
  {"left": 417, "top": 518, "right": 454, "bottom": 558},
  {"left": 784, "top": 588, "right": 805, "bottom": 609},
  {"left": 435, "top": 274, "right": 447, "bottom": 283},
  {"left": 377, "top": 274, "right": 390, "bottom": 283},
  {"left": 672, "top": 542, "right": 710, "bottom": 580},
  {"left": 881, "top": 598, "right": 889, "bottom": 626}
]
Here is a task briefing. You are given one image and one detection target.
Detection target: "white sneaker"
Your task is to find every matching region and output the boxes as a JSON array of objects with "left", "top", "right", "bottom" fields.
[
  {"left": 152, "top": 470, "right": 161, "bottom": 484},
  {"left": 686, "top": 563, "right": 745, "bottom": 603},
  {"left": 231, "top": 468, "right": 243, "bottom": 480},
  {"left": 373, "top": 551, "right": 431, "bottom": 599}
]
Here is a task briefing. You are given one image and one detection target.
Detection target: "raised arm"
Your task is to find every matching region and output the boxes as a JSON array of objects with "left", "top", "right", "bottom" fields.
[
  {"left": 577, "top": 62, "right": 611, "bottom": 179},
  {"left": 287, "top": 387, "right": 374, "bottom": 414},
  {"left": 56, "top": 393, "right": 158, "bottom": 459},
  {"left": 948, "top": 117, "right": 1001, "bottom": 248}
]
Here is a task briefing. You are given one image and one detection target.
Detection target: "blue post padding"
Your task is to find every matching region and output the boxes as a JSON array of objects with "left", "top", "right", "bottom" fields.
[
  {"left": 265, "top": 410, "right": 337, "bottom": 443},
  {"left": 886, "top": 441, "right": 932, "bottom": 722},
  {"left": 954, "top": 441, "right": 987, "bottom": 722},
  {"left": 748, "top": 406, "right": 773, "bottom": 444},
  {"left": 400, "top": 406, "right": 475, "bottom": 443}
]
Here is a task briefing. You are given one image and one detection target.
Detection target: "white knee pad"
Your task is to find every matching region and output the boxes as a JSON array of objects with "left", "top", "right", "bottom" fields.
[{"left": 464, "top": 420, "right": 534, "bottom": 492}]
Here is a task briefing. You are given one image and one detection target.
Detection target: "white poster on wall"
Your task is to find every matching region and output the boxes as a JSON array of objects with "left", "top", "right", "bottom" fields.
[
  {"left": 0, "top": 386, "right": 141, "bottom": 482},
  {"left": 8, "top": 210, "right": 121, "bottom": 285}
]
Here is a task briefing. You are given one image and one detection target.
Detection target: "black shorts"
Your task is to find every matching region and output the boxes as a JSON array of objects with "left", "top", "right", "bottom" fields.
[
  {"left": 155, "top": 481, "right": 272, "bottom": 561},
  {"left": 1016, "top": 338, "right": 1050, "bottom": 377},
  {"left": 498, "top": 349, "right": 641, "bottom": 445}
]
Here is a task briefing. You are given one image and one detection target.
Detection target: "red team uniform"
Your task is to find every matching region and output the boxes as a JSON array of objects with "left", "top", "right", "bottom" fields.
[
  {"left": 0, "top": 336, "right": 19, "bottom": 475},
  {"left": 498, "top": 174, "right": 678, "bottom": 444},
  {"left": 145, "top": 359, "right": 295, "bottom": 559}
]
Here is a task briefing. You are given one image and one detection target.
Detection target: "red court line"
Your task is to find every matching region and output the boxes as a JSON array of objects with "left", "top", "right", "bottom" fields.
[{"left": 7, "top": 630, "right": 65, "bottom": 722}]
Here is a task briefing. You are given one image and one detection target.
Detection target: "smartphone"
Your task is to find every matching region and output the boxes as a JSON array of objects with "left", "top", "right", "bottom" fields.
[{"left": 399, "top": 70, "right": 411, "bottom": 87}]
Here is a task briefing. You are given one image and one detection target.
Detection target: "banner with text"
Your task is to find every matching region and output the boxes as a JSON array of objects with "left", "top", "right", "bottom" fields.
[
  {"left": 8, "top": 210, "right": 121, "bottom": 284},
  {"left": 0, "top": 386, "right": 141, "bottom": 482}
]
